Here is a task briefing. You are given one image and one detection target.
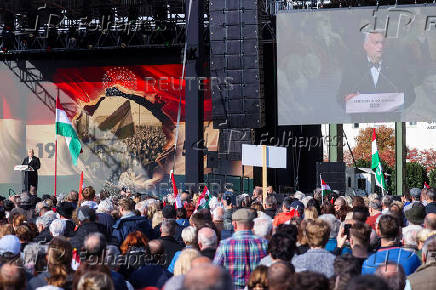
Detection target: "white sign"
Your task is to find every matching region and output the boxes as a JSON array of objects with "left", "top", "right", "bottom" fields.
[
  {"left": 346, "top": 93, "right": 404, "bottom": 114},
  {"left": 14, "top": 165, "right": 33, "bottom": 171},
  {"left": 242, "top": 144, "right": 287, "bottom": 168}
]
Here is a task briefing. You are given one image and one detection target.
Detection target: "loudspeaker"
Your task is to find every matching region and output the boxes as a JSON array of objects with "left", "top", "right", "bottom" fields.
[
  {"left": 209, "top": 0, "right": 265, "bottom": 129},
  {"left": 316, "top": 162, "right": 346, "bottom": 194}
]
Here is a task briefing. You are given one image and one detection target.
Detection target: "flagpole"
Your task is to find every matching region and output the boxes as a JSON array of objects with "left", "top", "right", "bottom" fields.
[{"left": 54, "top": 138, "right": 57, "bottom": 198}]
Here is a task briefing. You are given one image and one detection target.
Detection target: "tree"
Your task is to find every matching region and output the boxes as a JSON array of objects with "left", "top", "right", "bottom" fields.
[
  {"left": 429, "top": 168, "right": 436, "bottom": 188},
  {"left": 353, "top": 126, "right": 395, "bottom": 168},
  {"left": 406, "top": 162, "right": 429, "bottom": 190}
]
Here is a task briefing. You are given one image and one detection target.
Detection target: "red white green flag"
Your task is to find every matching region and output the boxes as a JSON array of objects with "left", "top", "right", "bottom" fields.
[{"left": 371, "top": 128, "right": 387, "bottom": 191}]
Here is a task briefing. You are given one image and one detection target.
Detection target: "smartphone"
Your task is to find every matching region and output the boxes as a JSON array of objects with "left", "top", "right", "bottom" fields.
[{"left": 344, "top": 224, "right": 352, "bottom": 239}]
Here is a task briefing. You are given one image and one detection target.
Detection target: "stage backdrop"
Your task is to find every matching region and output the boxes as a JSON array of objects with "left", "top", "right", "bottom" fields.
[
  {"left": 0, "top": 61, "right": 229, "bottom": 196},
  {"left": 277, "top": 5, "right": 436, "bottom": 125}
]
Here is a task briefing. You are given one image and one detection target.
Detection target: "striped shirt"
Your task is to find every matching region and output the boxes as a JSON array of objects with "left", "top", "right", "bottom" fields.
[{"left": 213, "top": 230, "right": 268, "bottom": 288}]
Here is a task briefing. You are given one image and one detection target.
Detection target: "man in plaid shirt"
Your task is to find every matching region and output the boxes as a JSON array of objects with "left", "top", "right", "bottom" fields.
[{"left": 213, "top": 208, "right": 268, "bottom": 289}]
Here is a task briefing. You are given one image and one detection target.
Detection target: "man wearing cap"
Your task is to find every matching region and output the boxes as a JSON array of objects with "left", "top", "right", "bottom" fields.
[
  {"left": 403, "top": 203, "right": 426, "bottom": 250},
  {"left": 404, "top": 188, "right": 422, "bottom": 211},
  {"left": 213, "top": 208, "right": 268, "bottom": 289}
]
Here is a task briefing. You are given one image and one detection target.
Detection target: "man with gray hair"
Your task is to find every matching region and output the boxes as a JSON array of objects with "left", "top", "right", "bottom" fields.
[
  {"left": 263, "top": 195, "right": 277, "bottom": 219},
  {"left": 408, "top": 236, "right": 436, "bottom": 290},
  {"left": 318, "top": 214, "right": 341, "bottom": 253},
  {"left": 425, "top": 188, "right": 436, "bottom": 214},
  {"left": 160, "top": 219, "right": 183, "bottom": 269},
  {"left": 34, "top": 213, "right": 56, "bottom": 243},
  {"left": 404, "top": 188, "right": 422, "bottom": 211},
  {"left": 96, "top": 199, "right": 115, "bottom": 236},
  {"left": 198, "top": 227, "right": 218, "bottom": 260},
  {"left": 183, "top": 263, "right": 233, "bottom": 290},
  {"left": 253, "top": 218, "right": 273, "bottom": 240},
  {"left": 366, "top": 199, "right": 382, "bottom": 230},
  {"left": 49, "top": 219, "right": 66, "bottom": 237}
]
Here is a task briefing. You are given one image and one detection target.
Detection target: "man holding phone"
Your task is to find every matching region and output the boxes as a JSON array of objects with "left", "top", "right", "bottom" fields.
[{"left": 335, "top": 222, "right": 372, "bottom": 266}]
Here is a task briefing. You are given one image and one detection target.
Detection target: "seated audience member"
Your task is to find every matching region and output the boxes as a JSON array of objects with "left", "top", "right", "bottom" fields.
[
  {"left": 293, "top": 271, "right": 330, "bottom": 290},
  {"left": 375, "top": 262, "right": 406, "bottom": 290},
  {"left": 362, "top": 214, "right": 421, "bottom": 275},
  {"left": 292, "top": 219, "right": 336, "bottom": 278}
]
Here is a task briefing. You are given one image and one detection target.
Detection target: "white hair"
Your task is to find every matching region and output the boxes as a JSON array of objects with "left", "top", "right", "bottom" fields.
[
  {"left": 181, "top": 226, "right": 197, "bottom": 245},
  {"left": 198, "top": 227, "right": 217, "bottom": 249},
  {"left": 212, "top": 207, "right": 224, "bottom": 221},
  {"left": 294, "top": 191, "right": 305, "bottom": 201},
  {"left": 49, "top": 219, "right": 66, "bottom": 237},
  {"left": 97, "top": 199, "right": 114, "bottom": 214},
  {"left": 318, "top": 214, "right": 341, "bottom": 239},
  {"left": 135, "top": 201, "right": 147, "bottom": 213},
  {"left": 253, "top": 218, "right": 273, "bottom": 239},
  {"left": 36, "top": 212, "right": 56, "bottom": 229},
  {"left": 301, "top": 196, "right": 313, "bottom": 208},
  {"left": 402, "top": 226, "right": 422, "bottom": 248}
]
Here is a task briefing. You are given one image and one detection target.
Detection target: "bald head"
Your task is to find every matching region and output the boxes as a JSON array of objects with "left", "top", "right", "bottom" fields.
[
  {"left": 191, "top": 256, "right": 211, "bottom": 268},
  {"left": 424, "top": 213, "right": 436, "bottom": 230},
  {"left": 183, "top": 264, "right": 232, "bottom": 290},
  {"left": 149, "top": 239, "right": 163, "bottom": 255},
  {"left": 84, "top": 232, "right": 107, "bottom": 256},
  {"left": 198, "top": 227, "right": 217, "bottom": 250},
  {"left": 0, "top": 263, "right": 26, "bottom": 290},
  {"left": 268, "top": 262, "right": 294, "bottom": 290},
  {"left": 375, "top": 263, "right": 405, "bottom": 290},
  {"left": 213, "top": 207, "right": 224, "bottom": 222}
]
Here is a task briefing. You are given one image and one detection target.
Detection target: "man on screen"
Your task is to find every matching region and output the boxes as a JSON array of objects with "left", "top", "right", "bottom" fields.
[
  {"left": 337, "top": 31, "right": 415, "bottom": 119},
  {"left": 22, "top": 148, "right": 40, "bottom": 192}
]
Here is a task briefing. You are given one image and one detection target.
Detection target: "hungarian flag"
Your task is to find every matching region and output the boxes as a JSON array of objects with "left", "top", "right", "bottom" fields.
[
  {"left": 171, "top": 170, "right": 182, "bottom": 209},
  {"left": 424, "top": 182, "right": 430, "bottom": 189},
  {"left": 196, "top": 186, "right": 210, "bottom": 210},
  {"left": 321, "top": 177, "right": 331, "bottom": 203},
  {"left": 56, "top": 97, "right": 81, "bottom": 165},
  {"left": 371, "top": 129, "right": 387, "bottom": 191},
  {"left": 71, "top": 248, "right": 80, "bottom": 270}
]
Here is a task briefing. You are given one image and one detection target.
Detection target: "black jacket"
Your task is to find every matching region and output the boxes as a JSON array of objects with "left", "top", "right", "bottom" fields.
[
  {"left": 64, "top": 219, "right": 76, "bottom": 237},
  {"left": 22, "top": 156, "right": 41, "bottom": 191},
  {"left": 96, "top": 212, "right": 115, "bottom": 236},
  {"left": 426, "top": 202, "right": 436, "bottom": 214},
  {"left": 160, "top": 236, "right": 184, "bottom": 269},
  {"left": 33, "top": 228, "right": 52, "bottom": 244},
  {"left": 200, "top": 247, "right": 217, "bottom": 260},
  {"left": 70, "top": 222, "right": 108, "bottom": 250}
]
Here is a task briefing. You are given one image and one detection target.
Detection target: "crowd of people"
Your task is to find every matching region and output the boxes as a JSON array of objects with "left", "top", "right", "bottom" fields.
[{"left": 0, "top": 184, "right": 435, "bottom": 290}]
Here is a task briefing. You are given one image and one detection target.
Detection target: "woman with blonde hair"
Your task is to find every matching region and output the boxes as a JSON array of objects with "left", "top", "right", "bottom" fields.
[
  {"left": 77, "top": 271, "right": 114, "bottom": 290},
  {"left": 152, "top": 211, "right": 163, "bottom": 229},
  {"left": 247, "top": 265, "right": 268, "bottom": 290},
  {"left": 304, "top": 206, "right": 319, "bottom": 220},
  {"left": 163, "top": 248, "right": 201, "bottom": 290}
]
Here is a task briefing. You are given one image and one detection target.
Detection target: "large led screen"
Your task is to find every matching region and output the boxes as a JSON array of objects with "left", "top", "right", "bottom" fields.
[{"left": 277, "top": 5, "right": 436, "bottom": 125}]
